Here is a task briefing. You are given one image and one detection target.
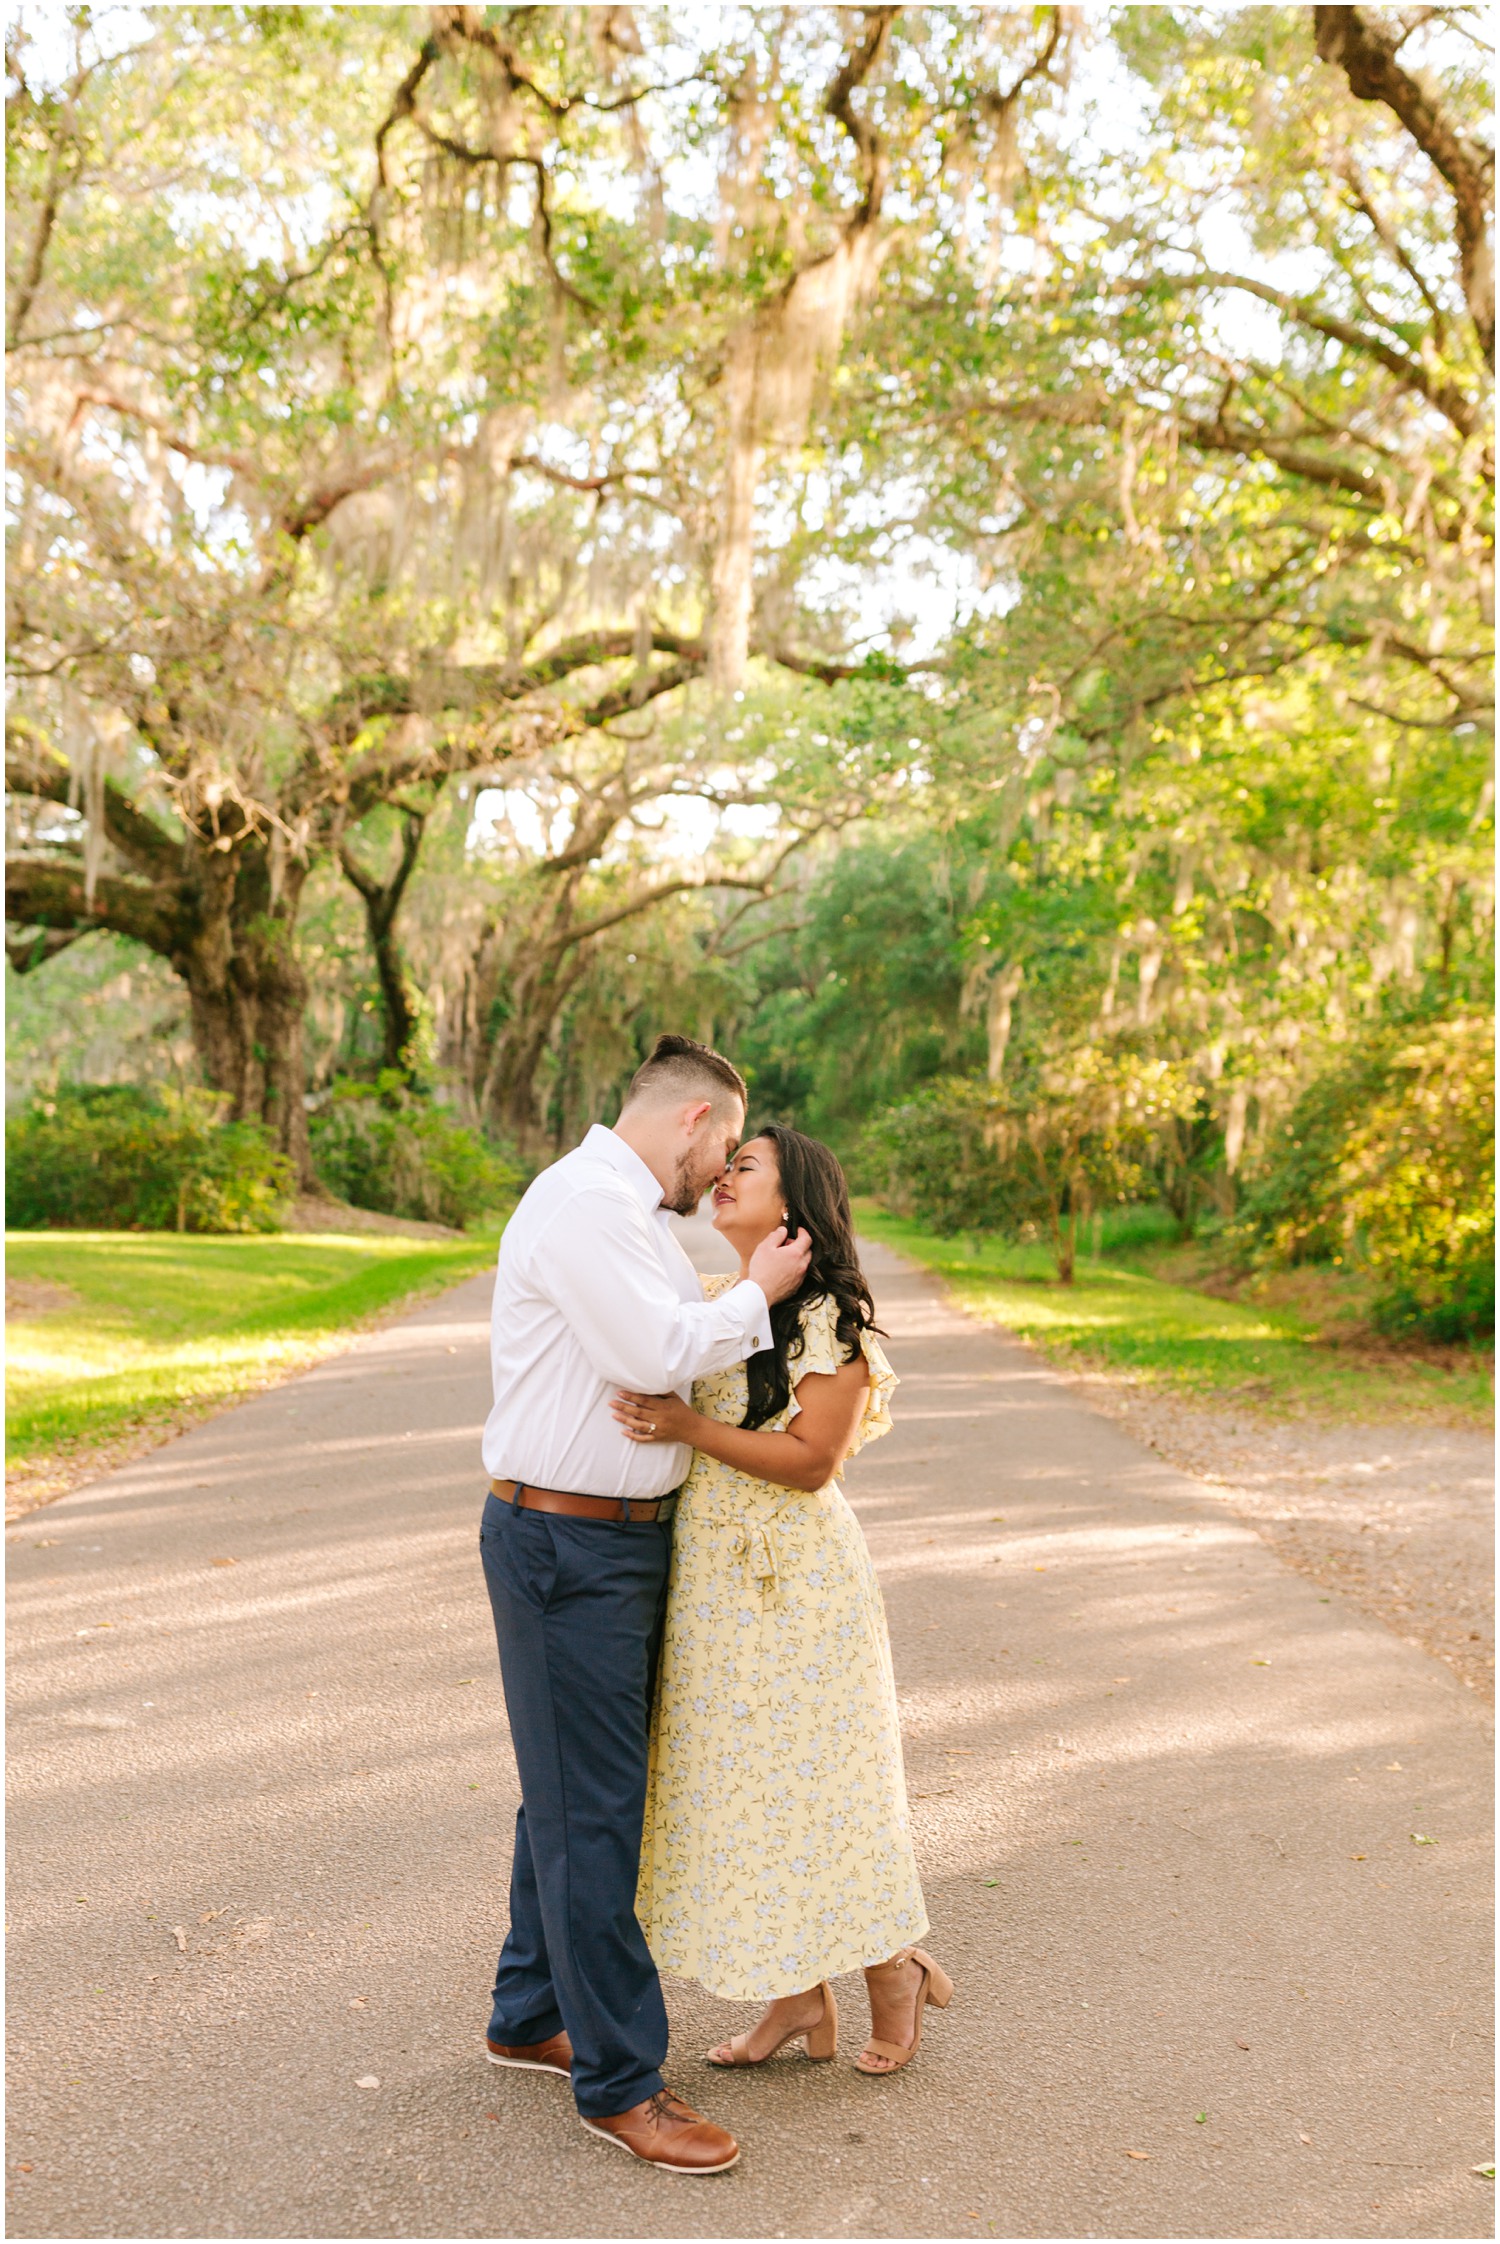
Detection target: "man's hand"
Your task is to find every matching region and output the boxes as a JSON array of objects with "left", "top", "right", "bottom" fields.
[{"left": 748, "top": 1224, "right": 812, "bottom": 1305}]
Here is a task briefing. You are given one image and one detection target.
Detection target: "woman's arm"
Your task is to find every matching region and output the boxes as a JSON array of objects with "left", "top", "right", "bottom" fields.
[{"left": 612, "top": 1353, "right": 869, "bottom": 1495}]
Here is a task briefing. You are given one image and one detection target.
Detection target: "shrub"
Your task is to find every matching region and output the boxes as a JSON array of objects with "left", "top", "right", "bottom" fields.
[
  {"left": 857, "top": 1076, "right": 1015, "bottom": 1238},
  {"left": 860, "top": 1054, "right": 1196, "bottom": 1280},
  {"left": 5, "top": 1084, "right": 293, "bottom": 1232},
  {"left": 309, "top": 1076, "right": 521, "bottom": 1229},
  {"left": 1239, "top": 1013, "right": 1494, "bottom": 1341}
]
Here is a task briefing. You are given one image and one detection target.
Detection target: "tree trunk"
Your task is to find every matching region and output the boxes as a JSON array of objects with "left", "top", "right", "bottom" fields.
[
  {"left": 179, "top": 845, "right": 317, "bottom": 1187},
  {"left": 476, "top": 947, "right": 588, "bottom": 1153},
  {"left": 340, "top": 810, "right": 428, "bottom": 1078}
]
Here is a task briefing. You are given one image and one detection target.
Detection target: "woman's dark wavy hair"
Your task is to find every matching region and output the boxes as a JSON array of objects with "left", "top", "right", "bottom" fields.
[{"left": 739, "top": 1123, "right": 883, "bottom": 1430}]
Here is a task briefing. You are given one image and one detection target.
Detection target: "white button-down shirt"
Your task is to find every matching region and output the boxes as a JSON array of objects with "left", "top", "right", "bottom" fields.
[{"left": 481, "top": 1124, "right": 771, "bottom": 1499}]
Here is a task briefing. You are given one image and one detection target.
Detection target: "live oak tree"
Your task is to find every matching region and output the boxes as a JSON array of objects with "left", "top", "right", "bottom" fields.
[
  {"left": 4, "top": 7, "right": 704, "bottom": 1179},
  {"left": 7, "top": 4, "right": 1491, "bottom": 1257},
  {"left": 8, "top": 4, "right": 980, "bottom": 1175}
]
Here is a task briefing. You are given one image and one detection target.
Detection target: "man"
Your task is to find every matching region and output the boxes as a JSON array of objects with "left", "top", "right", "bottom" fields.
[{"left": 478, "top": 1034, "right": 809, "bottom": 2174}]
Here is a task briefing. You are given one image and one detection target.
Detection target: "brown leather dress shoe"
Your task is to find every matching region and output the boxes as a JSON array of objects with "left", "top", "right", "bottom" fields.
[
  {"left": 580, "top": 2087, "right": 740, "bottom": 2174},
  {"left": 485, "top": 2028, "right": 574, "bottom": 2078}
]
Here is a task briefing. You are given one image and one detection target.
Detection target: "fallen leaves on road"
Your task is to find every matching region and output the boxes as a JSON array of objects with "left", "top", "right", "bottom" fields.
[
  {"left": 1299, "top": 2133, "right": 1312, "bottom": 2145},
  {"left": 355, "top": 2075, "right": 380, "bottom": 2091},
  {"left": 1124, "top": 2149, "right": 1150, "bottom": 2160},
  {"left": 171, "top": 1927, "right": 188, "bottom": 1952},
  {"left": 1411, "top": 1832, "right": 1438, "bottom": 1845},
  {"left": 1235, "top": 2038, "right": 1250, "bottom": 2050},
  {"left": 210, "top": 1558, "right": 237, "bottom": 1568},
  {"left": 1472, "top": 2163, "right": 1495, "bottom": 2179}
]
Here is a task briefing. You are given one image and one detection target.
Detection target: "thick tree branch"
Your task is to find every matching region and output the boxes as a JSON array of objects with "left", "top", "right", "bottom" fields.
[
  {"left": 339, "top": 808, "right": 429, "bottom": 1073},
  {"left": 1178, "top": 413, "right": 1385, "bottom": 503},
  {"left": 429, "top": 7, "right": 693, "bottom": 120},
  {"left": 5, "top": 715, "right": 183, "bottom": 877},
  {"left": 7, "top": 132, "right": 72, "bottom": 351},
  {"left": 5, "top": 855, "right": 182, "bottom": 956},
  {"left": 823, "top": 6, "right": 898, "bottom": 227},
  {"left": 580, "top": 657, "right": 704, "bottom": 728},
  {"left": 67, "top": 387, "right": 405, "bottom": 543},
  {"left": 1314, "top": 4, "right": 1494, "bottom": 359},
  {"left": 6, "top": 925, "right": 86, "bottom": 972},
  {"left": 395, "top": 99, "right": 602, "bottom": 312},
  {"left": 339, "top": 808, "right": 427, "bottom": 928},
  {"left": 374, "top": 34, "right": 440, "bottom": 188},
  {"left": 1148, "top": 269, "right": 1478, "bottom": 436},
  {"left": 531, "top": 870, "right": 772, "bottom": 956}
]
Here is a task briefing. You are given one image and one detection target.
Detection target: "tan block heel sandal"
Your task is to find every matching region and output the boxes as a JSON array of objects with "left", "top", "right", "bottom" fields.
[
  {"left": 855, "top": 1947, "right": 953, "bottom": 2075},
  {"left": 706, "top": 1980, "right": 839, "bottom": 2066}
]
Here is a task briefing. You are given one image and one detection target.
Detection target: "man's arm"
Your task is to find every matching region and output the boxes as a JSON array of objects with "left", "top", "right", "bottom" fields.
[{"left": 533, "top": 1186, "right": 772, "bottom": 1393}]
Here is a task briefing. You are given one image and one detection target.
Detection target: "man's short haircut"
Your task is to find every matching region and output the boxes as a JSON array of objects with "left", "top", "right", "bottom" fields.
[{"left": 623, "top": 1033, "right": 747, "bottom": 1118}]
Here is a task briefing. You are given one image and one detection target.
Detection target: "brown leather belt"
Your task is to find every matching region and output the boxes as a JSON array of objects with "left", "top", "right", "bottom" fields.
[{"left": 489, "top": 1476, "right": 679, "bottom": 1524}]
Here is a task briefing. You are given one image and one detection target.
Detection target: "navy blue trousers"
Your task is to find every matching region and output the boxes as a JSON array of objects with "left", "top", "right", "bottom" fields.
[{"left": 479, "top": 1490, "right": 673, "bottom": 2118}]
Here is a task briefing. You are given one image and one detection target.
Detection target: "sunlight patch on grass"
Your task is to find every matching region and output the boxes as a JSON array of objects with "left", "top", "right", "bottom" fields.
[
  {"left": 5, "top": 1227, "right": 503, "bottom": 1473},
  {"left": 854, "top": 1202, "right": 1492, "bottom": 1425}
]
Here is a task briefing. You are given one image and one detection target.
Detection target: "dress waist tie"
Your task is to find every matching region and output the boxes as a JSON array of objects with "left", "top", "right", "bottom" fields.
[{"left": 734, "top": 1516, "right": 783, "bottom": 1601}]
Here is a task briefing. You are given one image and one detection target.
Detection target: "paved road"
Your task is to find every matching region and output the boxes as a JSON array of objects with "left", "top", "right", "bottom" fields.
[{"left": 6, "top": 1232, "right": 1493, "bottom": 2239}]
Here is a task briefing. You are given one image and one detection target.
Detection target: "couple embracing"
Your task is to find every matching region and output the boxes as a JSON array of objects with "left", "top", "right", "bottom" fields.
[{"left": 477, "top": 1035, "right": 952, "bottom": 2174}]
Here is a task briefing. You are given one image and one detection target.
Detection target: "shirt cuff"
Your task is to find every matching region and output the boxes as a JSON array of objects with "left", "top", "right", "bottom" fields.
[{"left": 724, "top": 1278, "right": 772, "bottom": 1356}]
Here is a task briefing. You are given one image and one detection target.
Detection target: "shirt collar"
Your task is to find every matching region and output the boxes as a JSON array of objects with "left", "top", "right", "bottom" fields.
[{"left": 581, "top": 1123, "right": 666, "bottom": 1216}]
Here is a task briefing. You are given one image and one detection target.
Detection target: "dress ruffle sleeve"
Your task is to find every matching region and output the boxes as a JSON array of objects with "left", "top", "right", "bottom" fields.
[{"left": 790, "top": 1294, "right": 898, "bottom": 1464}]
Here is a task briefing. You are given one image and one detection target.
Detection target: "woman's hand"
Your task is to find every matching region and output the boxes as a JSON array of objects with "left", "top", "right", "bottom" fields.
[{"left": 611, "top": 1390, "right": 698, "bottom": 1446}]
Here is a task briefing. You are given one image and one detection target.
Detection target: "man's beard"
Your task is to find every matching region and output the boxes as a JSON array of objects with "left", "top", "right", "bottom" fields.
[{"left": 664, "top": 1148, "right": 713, "bottom": 1218}]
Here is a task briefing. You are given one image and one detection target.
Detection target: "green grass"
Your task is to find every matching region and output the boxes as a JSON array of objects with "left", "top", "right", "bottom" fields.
[
  {"left": 854, "top": 1203, "right": 1493, "bottom": 1425},
  {"left": 5, "top": 1227, "right": 503, "bottom": 1472}
]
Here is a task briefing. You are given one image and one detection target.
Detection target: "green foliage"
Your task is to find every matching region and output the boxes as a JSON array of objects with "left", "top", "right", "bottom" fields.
[
  {"left": 857, "top": 1077, "right": 1014, "bottom": 1238},
  {"left": 1240, "top": 1014, "right": 1495, "bottom": 1340},
  {"left": 309, "top": 1076, "right": 521, "bottom": 1229},
  {"left": 4, "top": 940, "right": 194, "bottom": 1109},
  {"left": 736, "top": 833, "right": 981, "bottom": 1148},
  {"left": 860, "top": 1054, "right": 1198, "bottom": 1281},
  {"left": 5, "top": 1085, "right": 292, "bottom": 1233}
]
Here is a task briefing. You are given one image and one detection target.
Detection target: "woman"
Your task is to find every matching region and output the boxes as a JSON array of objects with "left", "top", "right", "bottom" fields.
[{"left": 611, "top": 1125, "right": 953, "bottom": 2075}]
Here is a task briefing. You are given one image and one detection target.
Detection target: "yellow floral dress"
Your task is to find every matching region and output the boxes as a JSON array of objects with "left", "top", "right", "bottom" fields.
[{"left": 637, "top": 1283, "right": 928, "bottom": 1999}]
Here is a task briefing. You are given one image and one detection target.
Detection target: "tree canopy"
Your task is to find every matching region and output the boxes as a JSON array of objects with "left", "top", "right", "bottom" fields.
[{"left": 7, "top": 3, "right": 1492, "bottom": 1318}]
